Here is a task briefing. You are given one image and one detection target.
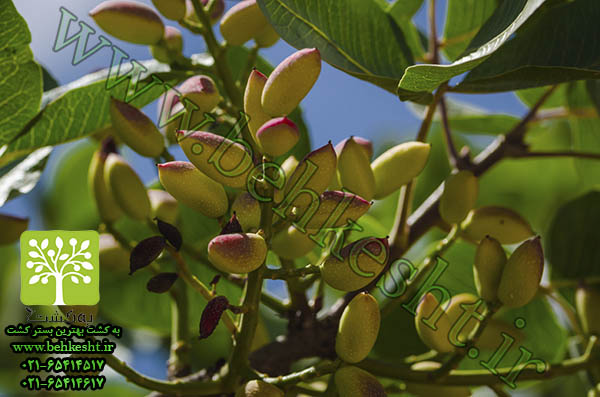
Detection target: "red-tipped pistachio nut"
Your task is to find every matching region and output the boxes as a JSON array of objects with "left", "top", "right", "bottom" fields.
[
  {"left": 231, "top": 192, "right": 261, "bottom": 232},
  {"left": 207, "top": 232, "right": 267, "bottom": 274},
  {"left": 255, "top": 117, "right": 300, "bottom": 157},
  {"left": 109, "top": 98, "right": 165, "bottom": 158},
  {"left": 244, "top": 69, "right": 271, "bottom": 144},
  {"left": 335, "top": 136, "right": 373, "bottom": 160},
  {"left": 179, "top": 75, "right": 221, "bottom": 113},
  {"left": 337, "top": 137, "right": 376, "bottom": 201},
  {"left": 90, "top": 1, "right": 165, "bottom": 45},
  {"left": 262, "top": 48, "right": 321, "bottom": 116},
  {"left": 219, "top": 0, "right": 268, "bottom": 46}
]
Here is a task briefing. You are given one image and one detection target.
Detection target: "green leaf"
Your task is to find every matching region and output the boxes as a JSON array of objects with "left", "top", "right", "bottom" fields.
[
  {"left": 455, "top": 0, "right": 600, "bottom": 93},
  {"left": 515, "top": 85, "right": 568, "bottom": 109},
  {"left": 0, "top": 0, "right": 43, "bottom": 145},
  {"left": 442, "top": 0, "right": 499, "bottom": 61},
  {"left": 0, "top": 146, "right": 51, "bottom": 206},
  {"left": 446, "top": 114, "right": 520, "bottom": 135},
  {"left": 387, "top": 0, "right": 426, "bottom": 60},
  {"left": 547, "top": 191, "right": 600, "bottom": 280},
  {"left": 397, "top": 0, "right": 545, "bottom": 101},
  {"left": 41, "top": 65, "right": 59, "bottom": 92},
  {"left": 585, "top": 80, "right": 600, "bottom": 117},
  {"left": 1, "top": 60, "right": 185, "bottom": 163},
  {"left": 257, "top": 0, "right": 414, "bottom": 93}
]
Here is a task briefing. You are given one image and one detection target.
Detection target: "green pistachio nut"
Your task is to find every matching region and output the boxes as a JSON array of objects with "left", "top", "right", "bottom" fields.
[
  {"left": 335, "top": 366, "right": 386, "bottom": 397},
  {"left": 322, "top": 237, "right": 389, "bottom": 292},
  {"left": 180, "top": 75, "right": 221, "bottom": 113},
  {"left": 152, "top": 0, "right": 186, "bottom": 20},
  {"left": 220, "top": 0, "right": 267, "bottom": 46},
  {"left": 0, "top": 214, "right": 28, "bottom": 245},
  {"left": 109, "top": 98, "right": 165, "bottom": 158},
  {"left": 235, "top": 380, "right": 283, "bottom": 397},
  {"left": 407, "top": 362, "right": 472, "bottom": 396},
  {"left": 337, "top": 137, "right": 376, "bottom": 201},
  {"left": 576, "top": 285, "right": 600, "bottom": 335},
  {"left": 255, "top": 24, "right": 279, "bottom": 48},
  {"left": 104, "top": 153, "right": 151, "bottom": 220},
  {"left": 90, "top": 0, "right": 165, "bottom": 45},
  {"left": 256, "top": 117, "right": 300, "bottom": 157},
  {"left": 244, "top": 69, "right": 271, "bottom": 144},
  {"left": 157, "top": 88, "right": 182, "bottom": 143},
  {"left": 335, "top": 136, "right": 373, "bottom": 160},
  {"left": 262, "top": 48, "right": 321, "bottom": 116},
  {"left": 157, "top": 161, "right": 228, "bottom": 218},
  {"left": 150, "top": 26, "right": 183, "bottom": 63},
  {"left": 273, "top": 155, "right": 299, "bottom": 203},
  {"left": 271, "top": 225, "right": 316, "bottom": 259},
  {"left": 371, "top": 142, "right": 431, "bottom": 199},
  {"left": 415, "top": 293, "right": 454, "bottom": 353},
  {"left": 88, "top": 144, "right": 123, "bottom": 223},
  {"left": 99, "top": 233, "right": 129, "bottom": 272},
  {"left": 474, "top": 236, "right": 506, "bottom": 302},
  {"left": 497, "top": 237, "right": 544, "bottom": 308},
  {"left": 439, "top": 170, "right": 478, "bottom": 225},
  {"left": 280, "top": 142, "right": 336, "bottom": 211},
  {"left": 231, "top": 192, "right": 261, "bottom": 231},
  {"left": 461, "top": 206, "right": 534, "bottom": 244},
  {"left": 178, "top": 131, "right": 253, "bottom": 189},
  {"left": 148, "top": 189, "right": 179, "bottom": 225},
  {"left": 207, "top": 232, "right": 267, "bottom": 274},
  {"left": 336, "top": 292, "right": 381, "bottom": 363}
]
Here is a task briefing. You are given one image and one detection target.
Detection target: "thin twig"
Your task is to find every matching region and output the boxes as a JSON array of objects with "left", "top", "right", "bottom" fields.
[{"left": 439, "top": 95, "right": 465, "bottom": 170}]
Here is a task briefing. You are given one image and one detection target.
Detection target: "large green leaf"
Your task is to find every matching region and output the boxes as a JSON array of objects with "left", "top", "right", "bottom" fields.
[
  {"left": 515, "top": 85, "right": 568, "bottom": 109},
  {"left": 442, "top": 0, "right": 498, "bottom": 61},
  {"left": 397, "top": 0, "right": 544, "bottom": 103},
  {"left": 257, "top": 0, "right": 414, "bottom": 93},
  {"left": 0, "top": 0, "right": 42, "bottom": 145},
  {"left": 547, "top": 191, "right": 600, "bottom": 280},
  {"left": 455, "top": 0, "right": 600, "bottom": 93},
  {"left": 0, "top": 60, "right": 185, "bottom": 164},
  {"left": 386, "top": 0, "right": 426, "bottom": 60}
]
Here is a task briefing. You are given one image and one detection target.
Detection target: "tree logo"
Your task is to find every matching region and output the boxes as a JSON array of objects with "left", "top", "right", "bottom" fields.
[{"left": 20, "top": 231, "right": 99, "bottom": 305}]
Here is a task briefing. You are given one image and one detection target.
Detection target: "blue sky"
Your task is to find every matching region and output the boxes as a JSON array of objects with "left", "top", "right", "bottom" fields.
[{"left": 4, "top": 0, "right": 528, "bottom": 227}]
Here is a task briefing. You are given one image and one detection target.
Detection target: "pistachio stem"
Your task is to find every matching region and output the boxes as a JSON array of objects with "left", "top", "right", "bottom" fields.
[
  {"left": 166, "top": 246, "right": 237, "bottom": 335},
  {"left": 358, "top": 336, "right": 598, "bottom": 386},
  {"left": 263, "top": 360, "right": 340, "bottom": 386},
  {"left": 280, "top": 258, "right": 310, "bottom": 311},
  {"left": 167, "top": 281, "right": 191, "bottom": 379},
  {"left": 439, "top": 93, "right": 468, "bottom": 170},
  {"left": 265, "top": 264, "right": 321, "bottom": 280}
]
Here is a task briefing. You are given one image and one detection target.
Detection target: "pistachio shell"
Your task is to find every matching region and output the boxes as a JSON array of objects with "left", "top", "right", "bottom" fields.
[
  {"left": 99, "top": 233, "right": 129, "bottom": 272},
  {"left": 244, "top": 69, "right": 271, "bottom": 144},
  {"left": 335, "top": 366, "right": 386, "bottom": 397},
  {"left": 110, "top": 98, "right": 165, "bottom": 158},
  {"left": 235, "top": 380, "right": 283, "bottom": 397},
  {"left": 461, "top": 206, "right": 534, "bottom": 244},
  {"left": 301, "top": 191, "right": 371, "bottom": 231},
  {"left": 148, "top": 189, "right": 179, "bottom": 225},
  {"left": 497, "top": 237, "right": 544, "bottom": 308},
  {"left": 576, "top": 285, "right": 600, "bottom": 335},
  {"left": 371, "top": 141, "right": 431, "bottom": 199},
  {"left": 277, "top": 142, "right": 336, "bottom": 213},
  {"left": 207, "top": 233, "right": 267, "bottom": 274},
  {"left": 178, "top": 131, "right": 254, "bottom": 189},
  {"left": 273, "top": 155, "right": 299, "bottom": 203},
  {"left": 255, "top": 24, "right": 279, "bottom": 48},
  {"left": 415, "top": 293, "right": 454, "bottom": 353},
  {"left": 271, "top": 225, "right": 316, "bottom": 259},
  {"left": 231, "top": 192, "right": 261, "bottom": 231},
  {"left": 322, "top": 237, "right": 389, "bottom": 291},
  {"left": 0, "top": 214, "right": 28, "bottom": 245},
  {"left": 407, "top": 362, "right": 472, "bottom": 396},
  {"left": 150, "top": 26, "right": 183, "bottom": 63},
  {"left": 262, "top": 48, "right": 321, "bottom": 116},
  {"left": 439, "top": 170, "right": 478, "bottom": 225},
  {"left": 90, "top": 0, "right": 164, "bottom": 45},
  {"left": 104, "top": 153, "right": 151, "bottom": 220},
  {"left": 179, "top": 75, "right": 221, "bottom": 113},
  {"left": 336, "top": 292, "right": 381, "bottom": 363},
  {"left": 335, "top": 136, "right": 373, "bottom": 160},
  {"left": 88, "top": 147, "right": 123, "bottom": 223},
  {"left": 337, "top": 137, "right": 376, "bottom": 201},
  {"left": 220, "top": 0, "right": 268, "bottom": 46},
  {"left": 474, "top": 236, "right": 506, "bottom": 302},
  {"left": 152, "top": 0, "right": 186, "bottom": 20},
  {"left": 256, "top": 117, "right": 300, "bottom": 157},
  {"left": 157, "top": 161, "right": 228, "bottom": 218}
]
